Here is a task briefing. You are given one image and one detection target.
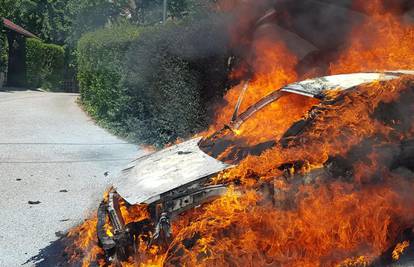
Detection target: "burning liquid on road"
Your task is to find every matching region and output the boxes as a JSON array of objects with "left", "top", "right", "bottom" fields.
[{"left": 65, "top": 1, "right": 414, "bottom": 266}]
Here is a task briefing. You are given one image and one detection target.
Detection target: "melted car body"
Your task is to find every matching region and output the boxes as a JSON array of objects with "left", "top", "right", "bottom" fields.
[{"left": 97, "top": 70, "right": 414, "bottom": 263}]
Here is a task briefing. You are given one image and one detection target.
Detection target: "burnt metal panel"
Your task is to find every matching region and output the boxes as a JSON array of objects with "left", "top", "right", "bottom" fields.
[
  {"left": 115, "top": 138, "right": 231, "bottom": 205},
  {"left": 281, "top": 72, "right": 402, "bottom": 97}
]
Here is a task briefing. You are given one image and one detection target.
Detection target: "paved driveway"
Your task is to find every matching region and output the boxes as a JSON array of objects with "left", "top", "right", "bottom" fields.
[{"left": 0, "top": 90, "right": 142, "bottom": 266}]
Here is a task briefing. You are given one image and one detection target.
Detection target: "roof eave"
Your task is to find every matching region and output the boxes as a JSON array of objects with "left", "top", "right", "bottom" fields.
[{"left": 2, "top": 18, "right": 38, "bottom": 38}]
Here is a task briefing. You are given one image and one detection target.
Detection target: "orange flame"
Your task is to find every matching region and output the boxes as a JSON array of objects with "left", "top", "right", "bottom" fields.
[
  {"left": 164, "top": 74, "right": 414, "bottom": 266},
  {"left": 330, "top": 0, "right": 414, "bottom": 74},
  {"left": 66, "top": 217, "right": 105, "bottom": 267},
  {"left": 206, "top": 40, "right": 299, "bottom": 140},
  {"left": 167, "top": 179, "right": 414, "bottom": 266},
  {"left": 392, "top": 241, "right": 410, "bottom": 261},
  {"left": 66, "top": 1, "right": 414, "bottom": 266}
]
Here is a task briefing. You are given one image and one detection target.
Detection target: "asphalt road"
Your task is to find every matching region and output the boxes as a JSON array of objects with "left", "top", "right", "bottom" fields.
[{"left": 0, "top": 90, "right": 143, "bottom": 266}]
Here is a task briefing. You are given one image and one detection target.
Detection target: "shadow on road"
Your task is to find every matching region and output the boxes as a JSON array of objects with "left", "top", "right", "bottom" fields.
[{"left": 24, "top": 235, "right": 72, "bottom": 267}]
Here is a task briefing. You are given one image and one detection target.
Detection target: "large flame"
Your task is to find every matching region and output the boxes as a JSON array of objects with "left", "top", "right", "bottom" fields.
[
  {"left": 66, "top": 217, "right": 104, "bottom": 267},
  {"left": 207, "top": 40, "right": 299, "bottom": 139},
  {"left": 329, "top": 0, "right": 414, "bottom": 74},
  {"left": 167, "top": 179, "right": 414, "bottom": 266},
  {"left": 66, "top": 1, "right": 414, "bottom": 266}
]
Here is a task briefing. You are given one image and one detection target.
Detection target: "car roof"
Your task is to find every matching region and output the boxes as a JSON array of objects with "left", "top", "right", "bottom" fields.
[
  {"left": 231, "top": 70, "right": 414, "bottom": 129},
  {"left": 115, "top": 70, "right": 414, "bottom": 205},
  {"left": 280, "top": 71, "right": 414, "bottom": 97}
]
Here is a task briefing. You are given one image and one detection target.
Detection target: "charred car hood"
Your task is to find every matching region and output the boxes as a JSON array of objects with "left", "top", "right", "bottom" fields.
[{"left": 114, "top": 137, "right": 231, "bottom": 205}]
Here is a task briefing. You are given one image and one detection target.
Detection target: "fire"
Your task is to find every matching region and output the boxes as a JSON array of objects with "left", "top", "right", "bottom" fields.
[
  {"left": 206, "top": 40, "right": 299, "bottom": 141},
  {"left": 164, "top": 76, "right": 414, "bottom": 266},
  {"left": 65, "top": 191, "right": 152, "bottom": 266},
  {"left": 330, "top": 0, "right": 414, "bottom": 74},
  {"left": 64, "top": 0, "right": 414, "bottom": 266},
  {"left": 214, "top": 77, "right": 411, "bottom": 185},
  {"left": 338, "top": 256, "right": 369, "bottom": 267},
  {"left": 236, "top": 93, "right": 319, "bottom": 145},
  {"left": 166, "top": 179, "right": 414, "bottom": 266},
  {"left": 119, "top": 199, "right": 150, "bottom": 225},
  {"left": 66, "top": 217, "right": 105, "bottom": 267},
  {"left": 392, "top": 241, "right": 410, "bottom": 261}
]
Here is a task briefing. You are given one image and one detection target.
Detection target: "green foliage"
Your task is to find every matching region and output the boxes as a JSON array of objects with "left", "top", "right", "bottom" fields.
[
  {"left": 77, "top": 24, "right": 140, "bottom": 121},
  {"left": 0, "top": 0, "right": 65, "bottom": 44},
  {"left": 1, "top": 0, "right": 134, "bottom": 88},
  {"left": 2, "top": 0, "right": 229, "bottom": 144},
  {"left": 0, "top": 0, "right": 214, "bottom": 50},
  {"left": 123, "top": 25, "right": 207, "bottom": 145},
  {"left": 26, "top": 38, "right": 65, "bottom": 90},
  {"left": 0, "top": 0, "right": 215, "bottom": 80},
  {"left": 0, "top": 32, "right": 7, "bottom": 73},
  {"left": 0, "top": 0, "right": 129, "bottom": 44},
  {"left": 77, "top": 16, "right": 229, "bottom": 146},
  {"left": 126, "top": 0, "right": 217, "bottom": 25},
  {"left": 65, "top": 0, "right": 130, "bottom": 47}
]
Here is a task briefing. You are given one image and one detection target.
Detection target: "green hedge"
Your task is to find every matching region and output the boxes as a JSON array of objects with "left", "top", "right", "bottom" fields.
[
  {"left": 0, "top": 33, "right": 7, "bottom": 73},
  {"left": 122, "top": 23, "right": 221, "bottom": 146},
  {"left": 77, "top": 24, "right": 141, "bottom": 122},
  {"left": 26, "top": 38, "right": 65, "bottom": 90},
  {"left": 77, "top": 19, "right": 229, "bottom": 147}
]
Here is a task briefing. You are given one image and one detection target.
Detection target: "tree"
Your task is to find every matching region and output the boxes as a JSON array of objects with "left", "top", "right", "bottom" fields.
[
  {"left": 64, "top": 0, "right": 130, "bottom": 47},
  {"left": 1, "top": 0, "right": 132, "bottom": 85},
  {"left": 124, "top": 0, "right": 214, "bottom": 25},
  {"left": 0, "top": 0, "right": 131, "bottom": 44},
  {"left": 0, "top": 0, "right": 67, "bottom": 44}
]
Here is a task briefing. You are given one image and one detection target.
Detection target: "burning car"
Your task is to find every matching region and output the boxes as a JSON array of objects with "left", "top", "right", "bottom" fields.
[{"left": 96, "top": 70, "right": 414, "bottom": 264}]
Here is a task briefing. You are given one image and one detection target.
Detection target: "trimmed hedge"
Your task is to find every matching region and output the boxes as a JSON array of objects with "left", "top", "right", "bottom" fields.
[
  {"left": 77, "top": 24, "right": 141, "bottom": 122},
  {"left": 0, "top": 33, "right": 7, "bottom": 73},
  {"left": 26, "top": 38, "right": 65, "bottom": 90},
  {"left": 123, "top": 29, "right": 206, "bottom": 145},
  {"left": 77, "top": 19, "right": 229, "bottom": 147}
]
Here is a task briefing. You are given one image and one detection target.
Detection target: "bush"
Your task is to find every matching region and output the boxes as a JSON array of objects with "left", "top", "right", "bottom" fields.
[
  {"left": 123, "top": 33, "right": 206, "bottom": 145},
  {"left": 0, "top": 32, "right": 7, "bottom": 73},
  {"left": 26, "top": 38, "right": 65, "bottom": 90},
  {"left": 123, "top": 21, "right": 229, "bottom": 146},
  {"left": 77, "top": 18, "right": 230, "bottom": 147},
  {"left": 77, "top": 24, "right": 141, "bottom": 121}
]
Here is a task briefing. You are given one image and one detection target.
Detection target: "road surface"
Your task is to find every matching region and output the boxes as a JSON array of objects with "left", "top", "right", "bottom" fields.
[{"left": 0, "top": 90, "right": 143, "bottom": 266}]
